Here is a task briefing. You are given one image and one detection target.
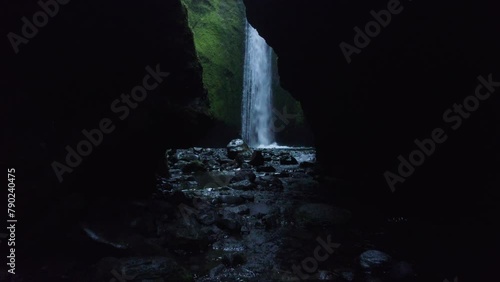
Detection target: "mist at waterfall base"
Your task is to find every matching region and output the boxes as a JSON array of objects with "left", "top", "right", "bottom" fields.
[{"left": 241, "top": 21, "right": 287, "bottom": 149}]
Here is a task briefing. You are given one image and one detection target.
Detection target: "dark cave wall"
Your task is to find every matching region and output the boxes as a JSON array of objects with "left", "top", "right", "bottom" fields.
[
  {"left": 243, "top": 3, "right": 500, "bottom": 278},
  {"left": 3, "top": 0, "right": 212, "bottom": 236},
  {"left": 243, "top": 0, "right": 500, "bottom": 216}
]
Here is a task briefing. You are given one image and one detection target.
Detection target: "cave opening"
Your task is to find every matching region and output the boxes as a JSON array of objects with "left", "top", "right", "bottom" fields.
[
  {"left": 5, "top": 0, "right": 499, "bottom": 280},
  {"left": 149, "top": 1, "right": 326, "bottom": 280},
  {"left": 181, "top": 0, "right": 313, "bottom": 149}
]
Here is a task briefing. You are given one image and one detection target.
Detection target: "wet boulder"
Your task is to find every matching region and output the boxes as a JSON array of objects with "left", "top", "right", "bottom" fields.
[
  {"left": 249, "top": 150, "right": 265, "bottom": 166},
  {"left": 279, "top": 154, "right": 298, "bottom": 165},
  {"left": 227, "top": 139, "right": 251, "bottom": 159}
]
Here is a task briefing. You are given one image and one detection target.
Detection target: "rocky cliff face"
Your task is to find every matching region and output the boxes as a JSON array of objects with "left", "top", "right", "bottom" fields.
[
  {"left": 3, "top": 0, "right": 211, "bottom": 262},
  {"left": 243, "top": 0, "right": 500, "bottom": 210},
  {"left": 182, "top": 0, "right": 247, "bottom": 127},
  {"left": 243, "top": 0, "right": 500, "bottom": 278}
]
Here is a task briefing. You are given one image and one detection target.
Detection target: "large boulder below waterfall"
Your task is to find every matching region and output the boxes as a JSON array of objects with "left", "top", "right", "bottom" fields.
[{"left": 227, "top": 139, "right": 251, "bottom": 159}]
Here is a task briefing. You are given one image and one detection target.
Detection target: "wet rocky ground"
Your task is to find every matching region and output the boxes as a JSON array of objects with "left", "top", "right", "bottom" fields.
[
  {"left": 4, "top": 141, "right": 425, "bottom": 281},
  {"left": 79, "top": 141, "right": 417, "bottom": 281}
]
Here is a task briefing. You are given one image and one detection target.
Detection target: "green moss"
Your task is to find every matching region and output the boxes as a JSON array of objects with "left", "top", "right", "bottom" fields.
[
  {"left": 181, "top": 0, "right": 304, "bottom": 128},
  {"left": 181, "top": 0, "right": 246, "bottom": 126}
]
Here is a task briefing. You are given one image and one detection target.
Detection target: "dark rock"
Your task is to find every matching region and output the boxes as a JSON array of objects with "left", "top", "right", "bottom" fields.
[
  {"left": 227, "top": 139, "right": 251, "bottom": 159},
  {"left": 299, "top": 161, "right": 315, "bottom": 168},
  {"left": 240, "top": 225, "right": 250, "bottom": 235},
  {"left": 95, "top": 257, "right": 121, "bottom": 281},
  {"left": 205, "top": 159, "right": 220, "bottom": 170},
  {"left": 209, "top": 264, "right": 226, "bottom": 279},
  {"left": 176, "top": 151, "right": 199, "bottom": 162},
  {"left": 182, "top": 160, "right": 207, "bottom": 174},
  {"left": 230, "top": 180, "right": 256, "bottom": 191},
  {"left": 166, "top": 149, "right": 176, "bottom": 157},
  {"left": 279, "top": 154, "right": 298, "bottom": 165},
  {"left": 197, "top": 211, "right": 217, "bottom": 225},
  {"left": 169, "top": 169, "right": 182, "bottom": 176},
  {"left": 204, "top": 264, "right": 263, "bottom": 281},
  {"left": 249, "top": 150, "right": 265, "bottom": 166},
  {"left": 341, "top": 271, "right": 355, "bottom": 281},
  {"left": 294, "top": 203, "right": 352, "bottom": 227},
  {"left": 212, "top": 238, "right": 246, "bottom": 252},
  {"left": 192, "top": 147, "right": 203, "bottom": 153},
  {"left": 172, "top": 161, "right": 189, "bottom": 170},
  {"left": 276, "top": 171, "right": 290, "bottom": 177},
  {"left": 163, "top": 190, "right": 192, "bottom": 205},
  {"left": 129, "top": 213, "right": 157, "bottom": 235},
  {"left": 225, "top": 204, "right": 250, "bottom": 215},
  {"left": 156, "top": 156, "right": 170, "bottom": 178},
  {"left": 262, "top": 213, "right": 280, "bottom": 229},
  {"left": 248, "top": 203, "right": 272, "bottom": 217},
  {"left": 231, "top": 170, "right": 257, "bottom": 183},
  {"left": 240, "top": 193, "right": 255, "bottom": 202},
  {"left": 164, "top": 220, "right": 213, "bottom": 250},
  {"left": 317, "top": 271, "right": 337, "bottom": 280},
  {"left": 216, "top": 218, "right": 241, "bottom": 232},
  {"left": 263, "top": 152, "right": 273, "bottom": 161},
  {"left": 195, "top": 171, "right": 232, "bottom": 189},
  {"left": 126, "top": 235, "right": 166, "bottom": 256},
  {"left": 218, "top": 158, "right": 234, "bottom": 165},
  {"left": 222, "top": 253, "right": 246, "bottom": 267},
  {"left": 237, "top": 150, "right": 254, "bottom": 161},
  {"left": 389, "top": 261, "right": 414, "bottom": 280},
  {"left": 270, "top": 178, "right": 284, "bottom": 191},
  {"left": 222, "top": 159, "right": 240, "bottom": 170},
  {"left": 219, "top": 195, "right": 246, "bottom": 205},
  {"left": 241, "top": 163, "right": 251, "bottom": 169},
  {"left": 359, "top": 250, "right": 392, "bottom": 273},
  {"left": 117, "top": 256, "right": 179, "bottom": 280},
  {"left": 256, "top": 176, "right": 283, "bottom": 191},
  {"left": 256, "top": 166, "right": 276, "bottom": 173}
]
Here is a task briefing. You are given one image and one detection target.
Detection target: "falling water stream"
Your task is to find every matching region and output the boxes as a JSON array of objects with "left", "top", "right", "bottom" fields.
[{"left": 241, "top": 20, "right": 275, "bottom": 147}]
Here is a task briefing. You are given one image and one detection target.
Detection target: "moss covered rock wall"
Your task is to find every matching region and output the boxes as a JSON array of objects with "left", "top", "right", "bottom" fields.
[
  {"left": 181, "top": 0, "right": 246, "bottom": 126},
  {"left": 182, "top": 0, "right": 306, "bottom": 140}
]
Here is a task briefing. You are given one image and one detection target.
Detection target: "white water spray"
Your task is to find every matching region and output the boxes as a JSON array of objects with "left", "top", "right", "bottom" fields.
[{"left": 241, "top": 20, "right": 274, "bottom": 147}]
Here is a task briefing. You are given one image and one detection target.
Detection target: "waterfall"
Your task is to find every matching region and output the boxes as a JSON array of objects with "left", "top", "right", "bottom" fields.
[{"left": 241, "top": 20, "right": 274, "bottom": 147}]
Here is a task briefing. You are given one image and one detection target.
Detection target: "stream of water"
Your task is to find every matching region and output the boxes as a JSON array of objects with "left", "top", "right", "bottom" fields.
[{"left": 241, "top": 20, "right": 274, "bottom": 147}]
